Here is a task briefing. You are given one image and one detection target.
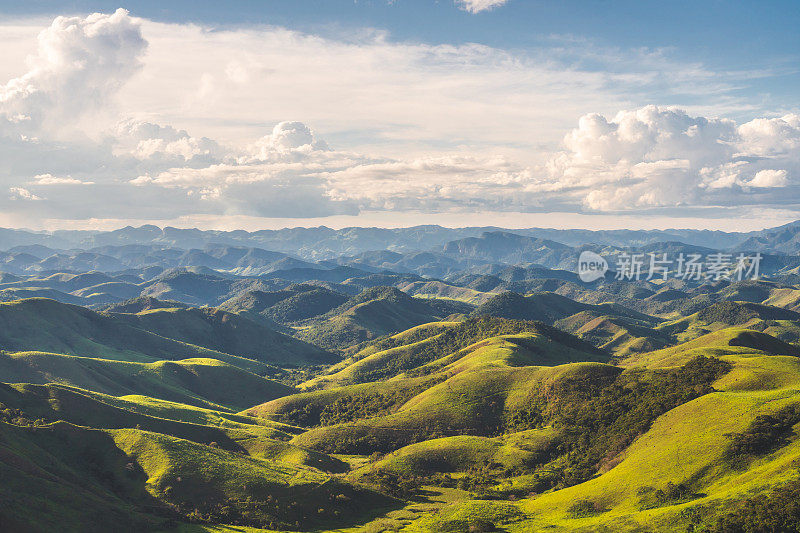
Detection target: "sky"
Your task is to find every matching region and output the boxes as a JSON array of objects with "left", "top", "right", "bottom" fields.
[{"left": 0, "top": 1, "right": 798, "bottom": 232}]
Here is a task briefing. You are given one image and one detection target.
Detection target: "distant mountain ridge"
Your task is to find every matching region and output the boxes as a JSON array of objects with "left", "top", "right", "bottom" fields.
[{"left": 3, "top": 221, "right": 799, "bottom": 262}]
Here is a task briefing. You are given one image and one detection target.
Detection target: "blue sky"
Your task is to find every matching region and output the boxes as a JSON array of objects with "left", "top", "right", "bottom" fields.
[
  {"left": 0, "top": 2, "right": 798, "bottom": 231},
  {"left": 4, "top": 1, "right": 799, "bottom": 112}
]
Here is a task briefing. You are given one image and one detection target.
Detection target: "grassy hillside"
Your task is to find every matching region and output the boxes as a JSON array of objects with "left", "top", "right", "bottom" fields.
[
  {"left": 111, "top": 428, "right": 397, "bottom": 530},
  {"left": 555, "top": 310, "right": 670, "bottom": 357},
  {"left": 218, "top": 284, "right": 349, "bottom": 327},
  {"left": 622, "top": 327, "right": 800, "bottom": 368},
  {"left": 111, "top": 306, "right": 335, "bottom": 366},
  {"left": 398, "top": 280, "right": 495, "bottom": 305},
  {"left": 4, "top": 262, "right": 800, "bottom": 532},
  {"left": 252, "top": 322, "right": 616, "bottom": 455},
  {"left": 300, "top": 316, "right": 607, "bottom": 389},
  {"left": 0, "top": 297, "right": 332, "bottom": 371},
  {"left": 0, "top": 298, "right": 275, "bottom": 372},
  {"left": 0, "top": 419, "right": 395, "bottom": 532},
  {"left": 0, "top": 420, "right": 172, "bottom": 532},
  {"left": 101, "top": 296, "right": 190, "bottom": 313},
  {"left": 295, "top": 287, "right": 456, "bottom": 350},
  {"left": 0, "top": 352, "right": 291, "bottom": 410},
  {"left": 657, "top": 300, "right": 800, "bottom": 343}
]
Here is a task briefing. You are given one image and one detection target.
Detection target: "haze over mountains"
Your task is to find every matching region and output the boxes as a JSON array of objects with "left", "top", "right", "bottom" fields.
[{"left": 4, "top": 220, "right": 800, "bottom": 262}]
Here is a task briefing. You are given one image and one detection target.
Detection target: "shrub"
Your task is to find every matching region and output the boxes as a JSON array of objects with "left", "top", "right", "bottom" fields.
[{"left": 711, "top": 477, "right": 800, "bottom": 532}]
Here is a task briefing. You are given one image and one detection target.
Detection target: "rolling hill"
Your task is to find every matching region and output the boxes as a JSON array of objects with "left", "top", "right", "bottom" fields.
[
  {"left": 3, "top": 221, "right": 800, "bottom": 532},
  {"left": 109, "top": 305, "right": 335, "bottom": 366},
  {"left": 295, "top": 286, "right": 467, "bottom": 350},
  {"left": 0, "top": 353, "right": 291, "bottom": 410},
  {"left": 0, "top": 297, "right": 331, "bottom": 370}
]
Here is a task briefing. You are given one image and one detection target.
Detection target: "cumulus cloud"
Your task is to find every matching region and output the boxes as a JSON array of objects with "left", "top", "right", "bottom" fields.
[
  {"left": 248, "top": 121, "right": 329, "bottom": 160},
  {"left": 456, "top": 0, "right": 509, "bottom": 14},
  {"left": 748, "top": 169, "right": 788, "bottom": 188},
  {"left": 113, "top": 119, "right": 225, "bottom": 167},
  {"left": 117, "top": 16, "right": 772, "bottom": 161},
  {"left": 128, "top": 123, "right": 549, "bottom": 216},
  {"left": 545, "top": 106, "right": 800, "bottom": 210},
  {"left": 0, "top": 8, "right": 146, "bottom": 131},
  {"left": 9, "top": 187, "right": 41, "bottom": 201}
]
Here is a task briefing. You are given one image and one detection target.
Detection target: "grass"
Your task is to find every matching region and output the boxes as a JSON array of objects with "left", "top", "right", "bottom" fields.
[
  {"left": 361, "top": 434, "right": 544, "bottom": 477},
  {"left": 0, "top": 420, "right": 172, "bottom": 532},
  {"left": 112, "top": 306, "right": 334, "bottom": 366},
  {"left": 295, "top": 287, "right": 447, "bottom": 350},
  {"left": 288, "top": 362, "right": 617, "bottom": 454},
  {"left": 620, "top": 327, "right": 800, "bottom": 368},
  {"left": 0, "top": 351, "right": 293, "bottom": 410},
  {"left": 300, "top": 317, "right": 607, "bottom": 389},
  {"left": 111, "top": 428, "right": 397, "bottom": 530},
  {"left": 7, "top": 289, "right": 800, "bottom": 532},
  {"left": 0, "top": 297, "right": 272, "bottom": 372},
  {"left": 394, "top": 348, "right": 800, "bottom": 532},
  {"left": 398, "top": 280, "right": 495, "bottom": 305}
]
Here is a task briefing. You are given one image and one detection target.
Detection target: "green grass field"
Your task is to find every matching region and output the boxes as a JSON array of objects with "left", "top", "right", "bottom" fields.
[{"left": 4, "top": 293, "right": 800, "bottom": 532}]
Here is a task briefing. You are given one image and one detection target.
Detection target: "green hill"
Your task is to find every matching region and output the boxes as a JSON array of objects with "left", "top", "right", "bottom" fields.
[
  {"left": 0, "top": 352, "right": 292, "bottom": 410},
  {"left": 295, "top": 286, "right": 458, "bottom": 350},
  {"left": 0, "top": 382, "right": 347, "bottom": 474},
  {"left": 251, "top": 320, "right": 613, "bottom": 455},
  {"left": 300, "top": 316, "right": 607, "bottom": 389},
  {"left": 398, "top": 280, "right": 495, "bottom": 305},
  {"left": 220, "top": 285, "right": 350, "bottom": 325},
  {"left": 621, "top": 327, "right": 800, "bottom": 368},
  {"left": 473, "top": 291, "right": 650, "bottom": 326},
  {"left": 0, "top": 420, "right": 395, "bottom": 532},
  {"left": 0, "top": 420, "right": 172, "bottom": 532},
  {"left": 657, "top": 300, "right": 800, "bottom": 343},
  {"left": 4, "top": 256, "right": 800, "bottom": 532},
  {"left": 0, "top": 298, "right": 330, "bottom": 371},
  {"left": 110, "top": 306, "right": 335, "bottom": 366},
  {"left": 555, "top": 311, "right": 670, "bottom": 357},
  {"left": 101, "top": 296, "right": 190, "bottom": 313},
  {"left": 111, "top": 428, "right": 396, "bottom": 530}
]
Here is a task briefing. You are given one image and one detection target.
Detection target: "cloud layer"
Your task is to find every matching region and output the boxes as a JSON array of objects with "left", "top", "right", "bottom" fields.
[{"left": 0, "top": 9, "right": 797, "bottom": 229}]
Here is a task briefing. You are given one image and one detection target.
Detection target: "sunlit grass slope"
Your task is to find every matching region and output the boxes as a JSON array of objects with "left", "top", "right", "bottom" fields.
[
  {"left": 300, "top": 316, "right": 607, "bottom": 390},
  {"left": 0, "top": 297, "right": 272, "bottom": 372},
  {"left": 111, "top": 428, "right": 397, "bottom": 530},
  {"left": 400, "top": 329, "right": 800, "bottom": 532},
  {"left": 0, "top": 351, "right": 292, "bottom": 410},
  {"left": 622, "top": 326, "right": 800, "bottom": 368}
]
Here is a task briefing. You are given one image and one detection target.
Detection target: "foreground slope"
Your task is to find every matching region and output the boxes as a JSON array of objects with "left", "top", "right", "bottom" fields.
[{"left": 397, "top": 328, "right": 800, "bottom": 533}]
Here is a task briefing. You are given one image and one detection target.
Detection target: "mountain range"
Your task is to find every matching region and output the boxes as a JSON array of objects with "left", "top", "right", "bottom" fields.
[{"left": 2, "top": 222, "right": 800, "bottom": 532}]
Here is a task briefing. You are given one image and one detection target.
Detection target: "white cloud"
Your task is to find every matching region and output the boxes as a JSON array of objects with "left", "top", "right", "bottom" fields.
[
  {"left": 545, "top": 107, "right": 800, "bottom": 211},
  {"left": 748, "top": 169, "right": 789, "bottom": 188},
  {"left": 113, "top": 17, "right": 769, "bottom": 161},
  {"left": 113, "top": 118, "right": 225, "bottom": 167},
  {"left": 9, "top": 187, "right": 41, "bottom": 201},
  {"left": 31, "top": 173, "right": 94, "bottom": 185},
  {"left": 0, "top": 8, "right": 146, "bottom": 133},
  {"left": 456, "top": 0, "right": 509, "bottom": 14},
  {"left": 0, "top": 11, "right": 797, "bottom": 228},
  {"left": 248, "top": 121, "right": 329, "bottom": 159}
]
